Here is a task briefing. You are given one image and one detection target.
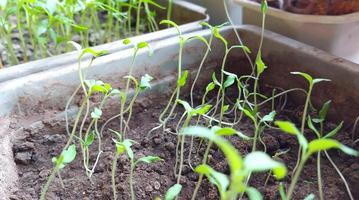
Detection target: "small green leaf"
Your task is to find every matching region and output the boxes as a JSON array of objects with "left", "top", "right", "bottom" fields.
[
  {"left": 137, "top": 41, "right": 149, "bottom": 49},
  {"left": 307, "top": 139, "right": 359, "bottom": 156},
  {"left": 177, "top": 99, "right": 193, "bottom": 114},
  {"left": 160, "top": 20, "right": 180, "bottom": 35},
  {"left": 261, "top": 0, "right": 268, "bottom": 14},
  {"left": 195, "top": 164, "right": 229, "bottom": 194},
  {"left": 223, "top": 74, "right": 236, "bottom": 88},
  {"left": 140, "top": 74, "right": 153, "bottom": 91},
  {"left": 256, "top": 53, "right": 266, "bottom": 75},
  {"left": 275, "top": 121, "right": 301, "bottom": 135},
  {"left": 213, "top": 27, "right": 228, "bottom": 48},
  {"left": 165, "top": 184, "right": 182, "bottom": 200},
  {"left": 80, "top": 48, "right": 108, "bottom": 59},
  {"left": 313, "top": 78, "right": 331, "bottom": 84},
  {"left": 244, "top": 151, "right": 287, "bottom": 179},
  {"left": 137, "top": 156, "right": 163, "bottom": 164},
  {"left": 84, "top": 131, "right": 95, "bottom": 147},
  {"left": 91, "top": 107, "right": 102, "bottom": 119},
  {"left": 324, "top": 121, "right": 343, "bottom": 139},
  {"left": 110, "top": 89, "right": 122, "bottom": 95},
  {"left": 291, "top": 72, "right": 313, "bottom": 85},
  {"left": 177, "top": 70, "right": 188, "bottom": 87},
  {"left": 192, "top": 104, "right": 212, "bottom": 116},
  {"left": 62, "top": 144, "right": 77, "bottom": 164},
  {"left": 246, "top": 187, "right": 263, "bottom": 200},
  {"left": 123, "top": 38, "right": 131, "bottom": 45},
  {"left": 318, "top": 100, "right": 331, "bottom": 120},
  {"left": 304, "top": 194, "right": 315, "bottom": 200},
  {"left": 212, "top": 73, "right": 221, "bottom": 87},
  {"left": 260, "top": 111, "right": 276, "bottom": 123},
  {"left": 222, "top": 105, "right": 230, "bottom": 113},
  {"left": 205, "top": 82, "right": 215, "bottom": 93},
  {"left": 123, "top": 139, "right": 135, "bottom": 160},
  {"left": 214, "top": 127, "right": 237, "bottom": 136},
  {"left": 238, "top": 106, "right": 256, "bottom": 124}
]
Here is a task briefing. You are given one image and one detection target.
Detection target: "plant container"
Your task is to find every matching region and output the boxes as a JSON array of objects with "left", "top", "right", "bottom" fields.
[
  {"left": 1, "top": 25, "right": 358, "bottom": 199},
  {"left": 234, "top": 0, "right": 359, "bottom": 64},
  {"left": 0, "top": 0, "right": 208, "bottom": 83}
]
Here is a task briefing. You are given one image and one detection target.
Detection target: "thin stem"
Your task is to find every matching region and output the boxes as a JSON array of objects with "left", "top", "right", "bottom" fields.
[
  {"left": 325, "top": 151, "right": 354, "bottom": 200},
  {"left": 130, "top": 159, "right": 136, "bottom": 200},
  {"left": 287, "top": 156, "right": 308, "bottom": 200},
  {"left": 112, "top": 152, "right": 120, "bottom": 200},
  {"left": 317, "top": 152, "right": 324, "bottom": 200}
]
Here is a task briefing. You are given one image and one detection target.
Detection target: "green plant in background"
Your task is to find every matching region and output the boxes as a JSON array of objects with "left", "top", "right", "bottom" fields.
[
  {"left": 0, "top": 0, "right": 166, "bottom": 67},
  {"left": 275, "top": 121, "right": 358, "bottom": 200}
]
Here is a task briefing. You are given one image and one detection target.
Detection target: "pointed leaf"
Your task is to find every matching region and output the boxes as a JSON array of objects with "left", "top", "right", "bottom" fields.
[
  {"left": 137, "top": 156, "right": 163, "bottom": 164},
  {"left": 246, "top": 187, "right": 263, "bottom": 200},
  {"left": 140, "top": 74, "right": 153, "bottom": 91},
  {"left": 324, "top": 122, "right": 343, "bottom": 139},
  {"left": 244, "top": 152, "right": 287, "bottom": 179},
  {"left": 307, "top": 139, "right": 359, "bottom": 156},
  {"left": 291, "top": 72, "right": 313, "bottom": 85},
  {"left": 260, "top": 111, "right": 276, "bottom": 123},
  {"left": 177, "top": 70, "right": 188, "bottom": 87},
  {"left": 62, "top": 144, "right": 77, "bottom": 164},
  {"left": 165, "top": 184, "right": 182, "bottom": 200},
  {"left": 195, "top": 164, "right": 229, "bottom": 194},
  {"left": 91, "top": 107, "right": 102, "bottom": 119}
]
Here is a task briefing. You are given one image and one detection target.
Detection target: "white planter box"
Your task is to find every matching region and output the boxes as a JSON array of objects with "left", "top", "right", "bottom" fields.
[{"left": 235, "top": 0, "right": 359, "bottom": 63}]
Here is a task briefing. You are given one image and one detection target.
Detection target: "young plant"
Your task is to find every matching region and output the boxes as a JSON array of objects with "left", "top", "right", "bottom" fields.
[
  {"left": 149, "top": 20, "right": 210, "bottom": 134},
  {"left": 275, "top": 121, "right": 358, "bottom": 200},
  {"left": 100, "top": 39, "right": 153, "bottom": 140},
  {"left": 40, "top": 145, "right": 77, "bottom": 200},
  {"left": 175, "top": 100, "right": 212, "bottom": 183},
  {"left": 41, "top": 45, "right": 108, "bottom": 199},
  {"left": 112, "top": 133, "right": 162, "bottom": 200},
  {"left": 308, "top": 101, "right": 354, "bottom": 200},
  {"left": 290, "top": 71, "right": 330, "bottom": 173},
  {"left": 181, "top": 126, "right": 287, "bottom": 200}
]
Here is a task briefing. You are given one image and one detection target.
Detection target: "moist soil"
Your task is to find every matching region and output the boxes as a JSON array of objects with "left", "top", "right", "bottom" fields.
[{"left": 9, "top": 93, "right": 359, "bottom": 200}]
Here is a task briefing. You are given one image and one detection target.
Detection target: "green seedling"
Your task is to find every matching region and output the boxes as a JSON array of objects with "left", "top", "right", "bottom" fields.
[
  {"left": 40, "top": 144, "right": 77, "bottom": 200},
  {"left": 41, "top": 46, "right": 109, "bottom": 199},
  {"left": 111, "top": 130, "right": 136, "bottom": 200},
  {"left": 182, "top": 126, "right": 287, "bottom": 200},
  {"left": 99, "top": 39, "right": 153, "bottom": 140},
  {"left": 149, "top": 20, "right": 210, "bottom": 135},
  {"left": 275, "top": 121, "right": 358, "bottom": 200},
  {"left": 111, "top": 132, "right": 162, "bottom": 200},
  {"left": 175, "top": 99, "right": 212, "bottom": 184},
  {"left": 290, "top": 72, "right": 330, "bottom": 173},
  {"left": 308, "top": 101, "right": 354, "bottom": 200},
  {"left": 0, "top": 0, "right": 163, "bottom": 67}
]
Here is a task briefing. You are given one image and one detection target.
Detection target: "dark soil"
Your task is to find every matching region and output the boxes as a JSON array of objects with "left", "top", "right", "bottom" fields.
[{"left": 9, "top": 93, "right": 359, "bottom": 200}]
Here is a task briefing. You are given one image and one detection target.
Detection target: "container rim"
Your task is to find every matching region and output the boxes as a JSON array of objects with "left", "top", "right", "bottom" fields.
[{"left": 235, "top": 0, "right": 359, "bottom": 24}]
